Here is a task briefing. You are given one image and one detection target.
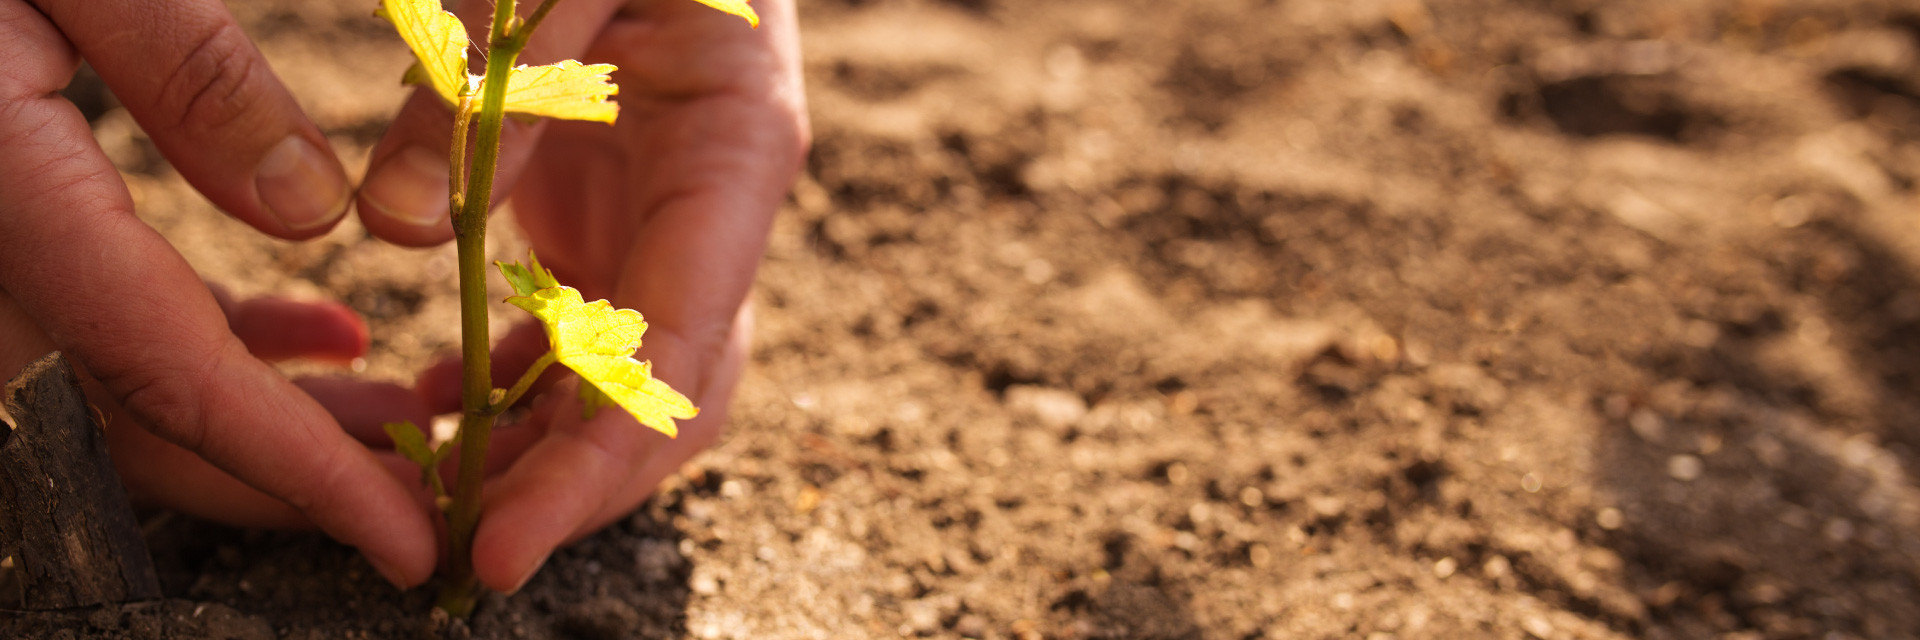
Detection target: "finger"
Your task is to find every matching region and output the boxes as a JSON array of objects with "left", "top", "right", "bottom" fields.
[
  {"left": 462, "top": 385, "right": 657, "bottom": 592},
  {"left": 355, "top": 0, "right": 625, "bottom": 246},
  {"left": 36, "top": 0, "right": 350, "bottom": 237},
  {"left": 110, "top": 418, "right": 432, "bottom": 531},
  {"left": 416, "top": 321, "right": 555, "bottom": 414},
  {"left": 517, "top": 0, "right": 807, "bottom": 332},
  {"left": 6, "top": 287, "right": 307, "bottom": 526},
  {"left": 0, "top": 4, "right": 433, "bottom": 587},
  {"left": 229, "top": 297, "right": 369, "bottom": 364},
  {"left": 106, "top": 410, "right": 308, "bottom": 527},
  {"left": 294, "top": 377, "right": 433, "bottom": 445},
  {"left": 467, "top": 304, "right": 750, "bottom": 593}
]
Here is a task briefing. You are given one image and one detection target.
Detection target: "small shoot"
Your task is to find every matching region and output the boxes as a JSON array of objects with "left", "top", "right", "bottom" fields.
[
  {"left": 382, "top": 420, "right": 454, "bottom": 509},
  {"left": 375, "top": 0, "right": 753, "bottom": 618}
]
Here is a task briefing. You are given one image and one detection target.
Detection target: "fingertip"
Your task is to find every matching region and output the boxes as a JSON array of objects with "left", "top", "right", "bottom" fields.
[
  {"left": 346, "top": 492, "right": 439, "bottom": 589},
  {"left": 356, "top": 144, "right": 455, "bottom": 246},
  {"left": 293, "top": 377, "right": 433, "bottom": 444},
  {"left": 255, "top": 134, "right": 352, "bottom": 237},
  {"left": 229, "top": 297, "right": 368, "bottom": 363},
  {"left": 415, "top": 357, "right": 465, "bottom": 414},
  {"left": 506, "top": 552, "right": 551, "bottom": 595},
  {"left": 357, "top": 91, "right": 457, "bottom": 247},
  {"left": 472, "top": 506, "right": 562, "bottom": 593},
  {"left": 366, "top": 553, "right": 418, "bottom": 589}
]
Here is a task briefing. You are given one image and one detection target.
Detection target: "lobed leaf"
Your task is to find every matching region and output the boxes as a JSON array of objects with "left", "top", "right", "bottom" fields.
[
  {"left": 502, "top": 60, "right": 620, "bottom": 124},
  {"left": 496, "top": 254, "right": 698, "bottom": 436},
  {"left": 376, "top": 0, "right": 474, "bottom": 105}
]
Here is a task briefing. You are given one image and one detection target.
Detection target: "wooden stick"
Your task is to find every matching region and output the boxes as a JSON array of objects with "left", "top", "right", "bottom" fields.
[{"left": 0, "top": 352, "right": 160, "bottom": 610}]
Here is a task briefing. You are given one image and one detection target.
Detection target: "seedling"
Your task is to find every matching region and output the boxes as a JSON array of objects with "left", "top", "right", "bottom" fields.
[{"left": 372, "top": 0, "right": 757, "bottom": 616}]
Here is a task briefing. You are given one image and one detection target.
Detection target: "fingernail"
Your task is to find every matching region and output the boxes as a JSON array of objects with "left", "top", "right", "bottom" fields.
[
  {"left": 367, "top": 554, "right": 410, "bottom": 588},
  {"left": 508, "top": 552, "right": 550, "bottom": 594},
  {"left": 361, "top": 146, "right": 452, "bottom": 228},
  {"left": 256, "top": 135, "right": 350, "bottom": 231}
]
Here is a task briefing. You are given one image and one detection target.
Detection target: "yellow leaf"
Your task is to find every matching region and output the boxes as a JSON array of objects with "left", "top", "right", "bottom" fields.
[
  {"left": 497, "top": 255, "right": 698, "bottom": 436},
  {"left": 376, "top": 0, "right": 473, "bottom": 104},
  {"left": 690, "top": 0, "right": 761, "bottom": 28},
  {"left": 500, "top": 60, "right": 620, "bottom": 124}
]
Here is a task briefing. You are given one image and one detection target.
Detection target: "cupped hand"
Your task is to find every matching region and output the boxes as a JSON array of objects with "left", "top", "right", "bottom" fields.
[
  {"left": 0, "top": 0, "right": 436, "bottom": 586},
  {"left": 356, "top": 0, "right": 807, "bottom": 592}
]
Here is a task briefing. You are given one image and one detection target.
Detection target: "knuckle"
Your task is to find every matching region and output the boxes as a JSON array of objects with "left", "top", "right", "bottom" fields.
[
  {"left": 109, "top": 363, "right": 210, "bottom": 452},
  {"left": 277, "top": 452, "right": 349, "bottom": 518},
  {"left": 155, "top": 22, "right": 262, "bottom": 132},
  {"left": 91, "top": 339, "right": 229, "bottom": 455}
]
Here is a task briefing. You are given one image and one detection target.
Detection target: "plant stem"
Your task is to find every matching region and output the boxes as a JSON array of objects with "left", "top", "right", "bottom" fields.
[
  {"left": 437, "top": 0, "right": 533, "bottom": 618},
  {"left": 488, "top": 351, "right": 557, "bottom": 416}
]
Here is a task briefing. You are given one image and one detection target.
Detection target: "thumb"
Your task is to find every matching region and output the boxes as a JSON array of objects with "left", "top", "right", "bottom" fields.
[
  {"left": 40, "top": 0, "right": 351, "bottom": 239},
  {"left": 356, "top": 0, "right": 625, "bottom": 247}
]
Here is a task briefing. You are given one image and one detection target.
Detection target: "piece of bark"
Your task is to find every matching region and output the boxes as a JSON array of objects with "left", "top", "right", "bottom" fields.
[{"left": 0, "top": 352, "right": 160, "bottom": 609}]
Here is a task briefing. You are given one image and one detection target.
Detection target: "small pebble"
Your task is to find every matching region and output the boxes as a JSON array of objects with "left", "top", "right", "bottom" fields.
[
  {"left": 1248, "top": 544, "right": 1272, "bottom": 568},
  {"left": 1629, "top": 409, "right": 1666, "bottom": 443},
  {"left": 691, "top": 571, "right": 720, "bottom": 595},
  {"left": 1239, "top": 486, "right": 1264, "bottom": 507},
  {"left": 1667, "top": 455, "right": 1703, "bottom": 481},
  {"left": 1824, "top": 518, "right": 1855, "bottom": 543},
  {"left": 1483, "top": 555, "right": 1511, "bottom": 579},
  {"left": 1165, "top": 462, "right": 1190, "bottom": 485},
  {"left": 1523, "top": 616, "right": 1553, "bottom": 639}
]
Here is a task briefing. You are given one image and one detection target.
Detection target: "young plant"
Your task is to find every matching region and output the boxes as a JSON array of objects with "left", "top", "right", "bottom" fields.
[{"left": 371, "top": 0, "right": 758, "bottom": 617}]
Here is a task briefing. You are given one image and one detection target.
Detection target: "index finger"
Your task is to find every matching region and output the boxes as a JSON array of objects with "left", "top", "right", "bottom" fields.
[
  {"left": 37, "top": 0, "right": 352, "bottom": 237},
  {"left": 0, "top": 1, "right": 434, "bottom": 587}
]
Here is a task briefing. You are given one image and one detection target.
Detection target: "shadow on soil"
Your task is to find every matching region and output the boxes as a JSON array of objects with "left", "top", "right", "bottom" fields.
[{"left": 1590, "top": 214, "right": 1920, "bottom": 638}]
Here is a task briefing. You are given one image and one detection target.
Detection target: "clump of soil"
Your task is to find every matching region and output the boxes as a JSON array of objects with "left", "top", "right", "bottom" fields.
[{"left": 7, "top": 0, "right": 1920, "bottom": 638}]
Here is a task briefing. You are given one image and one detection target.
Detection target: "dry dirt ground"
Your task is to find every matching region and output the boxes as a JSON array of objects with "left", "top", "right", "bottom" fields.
[{"left": 8, "top": 0, "right": 1920, "bottom": 638}]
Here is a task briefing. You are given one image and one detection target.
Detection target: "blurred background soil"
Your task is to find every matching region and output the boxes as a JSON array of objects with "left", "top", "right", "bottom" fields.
[{"left": 8, "top": 0, "right": 1920, "bottom": 638}]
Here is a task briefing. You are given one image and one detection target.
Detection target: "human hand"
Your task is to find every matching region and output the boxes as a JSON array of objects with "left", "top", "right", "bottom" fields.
[
  {"left": 355, "top": 0, "right": 808, "bottom": 591},
  {"left": 0, "top": 0, "right": 436, "bottom": 586},
  {"left": 2, "top": 286, "right": 434, "bottom": 534}
]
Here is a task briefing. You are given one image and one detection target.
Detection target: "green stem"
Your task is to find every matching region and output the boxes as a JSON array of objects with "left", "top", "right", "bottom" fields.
[
  {"left": 437, "top": 0, "right": 535, "bottom": 618},
  {"left": 488, "top": 351, "right": 557, "bottom": 415}
]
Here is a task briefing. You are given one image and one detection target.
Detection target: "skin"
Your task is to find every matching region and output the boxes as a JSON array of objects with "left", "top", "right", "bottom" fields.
[
  {"left": 0, "top": 0, "right": 806, "bottom": 594},
  {"left": 0, "top": 0, "right": 434, "bottom": 586}
]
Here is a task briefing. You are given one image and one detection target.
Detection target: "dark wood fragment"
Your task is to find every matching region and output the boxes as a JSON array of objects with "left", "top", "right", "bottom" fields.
[{"left": 0, "top": 352, "right": 160, "bottom": 610}]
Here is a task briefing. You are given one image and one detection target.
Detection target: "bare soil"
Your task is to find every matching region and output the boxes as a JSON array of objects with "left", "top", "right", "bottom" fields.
[{"left": 9, "top": 0, "right": 1920, "bottom": 638}]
